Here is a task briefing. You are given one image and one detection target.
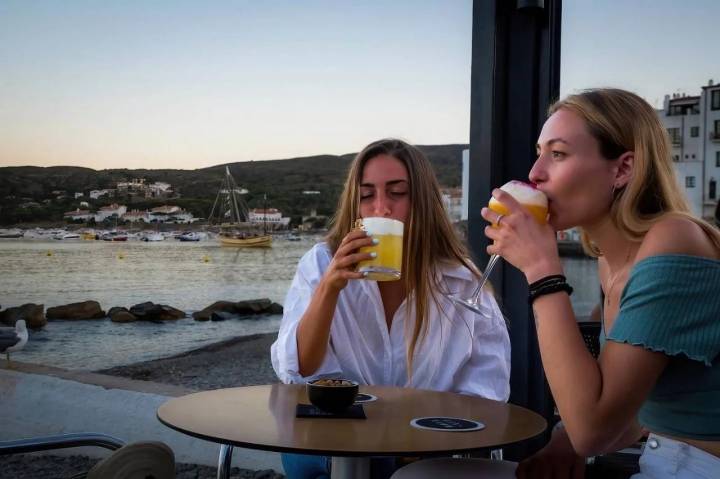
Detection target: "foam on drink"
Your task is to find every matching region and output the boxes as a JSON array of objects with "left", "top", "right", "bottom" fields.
[{"left": 489, "top": 180, "right": 548, "bottom": 224}]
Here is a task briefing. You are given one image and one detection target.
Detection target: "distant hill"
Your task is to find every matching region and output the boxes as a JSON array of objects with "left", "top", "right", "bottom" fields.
[{"left": 0, "top": 144, "right": 467, "bottom": 225}]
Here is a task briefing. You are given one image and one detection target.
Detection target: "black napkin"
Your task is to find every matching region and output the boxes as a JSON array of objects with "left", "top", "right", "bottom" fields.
[{"left": 295, "top": 403, "right": 366, "bottom": 419}]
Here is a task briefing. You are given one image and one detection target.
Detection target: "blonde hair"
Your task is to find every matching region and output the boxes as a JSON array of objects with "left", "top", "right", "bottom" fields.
[
  {"left": 549, "top": 88, "right": 720, "bottom": 255},
  {"left": 327, "top": 138, "right": 478, "bottom": 377}
]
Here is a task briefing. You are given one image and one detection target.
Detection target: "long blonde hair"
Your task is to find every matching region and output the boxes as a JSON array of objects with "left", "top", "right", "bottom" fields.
[
  {"left": 549, "top": 88, "right": 720, "bottom": 255},
  {"left": 327, "top": 138, "right": 477, "bottom": 376}
]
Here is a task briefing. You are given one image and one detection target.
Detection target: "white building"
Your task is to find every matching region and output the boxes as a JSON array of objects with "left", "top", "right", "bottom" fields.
[
  {"left": 248, "top": 208, "right": 290, "bottom": 229},
  {"left": 94, "top": 203, "right": 127, "bottom": 222},
  {"left": 122, "top": 210, "right": 150, "bottom": 223},
  {"left": 441, "top": 187, "right": 464, "bottom": 223},
  {"left": 657, "top": 80, "right": 720, "bottom": 219},
  {"left": 63, "top": 209, "right": 94, "bottom": 221},
  {"left": 89, "top": 189, "right": 114, "bottom": 200}
]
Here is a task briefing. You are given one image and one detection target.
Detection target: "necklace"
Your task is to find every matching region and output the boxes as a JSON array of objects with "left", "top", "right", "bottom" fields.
[{"left": 603, "top": 245, "right": 635, "bottom": 309}]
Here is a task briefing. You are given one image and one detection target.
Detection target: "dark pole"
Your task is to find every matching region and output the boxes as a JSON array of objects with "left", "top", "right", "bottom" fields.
[{"left": 468, "top": 0, "right": 561, "bottom": 460}]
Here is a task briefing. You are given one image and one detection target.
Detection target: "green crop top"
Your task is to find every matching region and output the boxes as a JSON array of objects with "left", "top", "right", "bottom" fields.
[{"left": 605, "top": 255, "right": 720, "bottom": 441}]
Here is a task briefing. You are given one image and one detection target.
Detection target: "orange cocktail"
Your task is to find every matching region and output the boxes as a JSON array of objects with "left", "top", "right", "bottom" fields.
[
  {"left": 356, "top": 217, "right": 404, "bottom": 281},
  {"left": 488, "top": 180, "right": 548, "bottom": 225}
]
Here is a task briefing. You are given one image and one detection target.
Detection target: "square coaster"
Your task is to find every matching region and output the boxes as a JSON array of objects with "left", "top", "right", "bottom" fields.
[{"left": 295, "top": 403, "right": 366, "bottom": 419}]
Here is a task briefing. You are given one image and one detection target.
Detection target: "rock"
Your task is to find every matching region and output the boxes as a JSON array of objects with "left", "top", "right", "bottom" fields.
[
  {"left": 192, "top": 300, "right": 237, "bottom": 321},
  {"left": 192, "top": 310, "right": 211, "bottom": 321},
  {"left": 129, "top": 302, "right": 186, "bottom": 321},
  {"left": 46, "top": 301, "right": 105, "bottom": 320},
  {"left": 107, "top": 306, "right": 128, "bottom": 317},
  {"left": 210, "top": 311, "right": 235, "bottom": 321},
  {"left": 110, "top": 310, "right": 137, "bottom": 323},
  {"left": 236, "top": 298, "right": 272, "bottom": 314},
  {"left": 0, "top": 303, "right": 47, "bottom": 329},
  {"left": 193, "top": 298, "right": 280, "bottom": 321},
  {"left": 267, "top": 302, "right": 284, "bottom": 315}
]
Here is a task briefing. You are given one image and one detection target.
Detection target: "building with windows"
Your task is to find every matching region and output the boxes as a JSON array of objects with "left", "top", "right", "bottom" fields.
[
  {"left": 657, "top": 80, "right": 720, "bottom": 219},
  {"left": 248, "top": 208, "right": 290, "bottom": 229}
]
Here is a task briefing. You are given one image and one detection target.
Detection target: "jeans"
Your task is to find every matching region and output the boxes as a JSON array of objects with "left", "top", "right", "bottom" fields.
[
  {"left": 631, "top": 434, "right": 720, "bottom": 479},
  {"left": 281, "top": 453, "right": 398, "bottom": 479}
]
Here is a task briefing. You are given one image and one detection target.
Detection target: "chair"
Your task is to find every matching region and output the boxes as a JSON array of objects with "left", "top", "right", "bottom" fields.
[{"left": 0, "top": 433, "right": 175, "bottom": 479}]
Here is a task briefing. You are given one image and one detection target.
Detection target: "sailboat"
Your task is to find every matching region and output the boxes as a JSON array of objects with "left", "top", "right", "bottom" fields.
[{"left": 209, "top": 166, "right": 272, "bottom": 247}]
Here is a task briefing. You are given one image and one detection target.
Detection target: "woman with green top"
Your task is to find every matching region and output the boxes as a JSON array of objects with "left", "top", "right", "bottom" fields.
[{"left": 392, "top": 88, "right": 720, "bottom": 478}]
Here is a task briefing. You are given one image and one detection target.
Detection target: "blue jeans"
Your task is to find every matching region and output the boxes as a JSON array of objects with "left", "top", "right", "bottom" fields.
[
  {"left": 281, "top": 453, "right": 398, "bottom": 479},
  {"left": 281, "top": 453, "right": 331, "bottom": 479}
]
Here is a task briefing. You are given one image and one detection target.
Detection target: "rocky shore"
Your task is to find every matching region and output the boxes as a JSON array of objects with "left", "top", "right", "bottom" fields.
[
  {"left": 1, "top": 332, "right": 285, "bottom": 478},
  {"left": 0, "top": 298, "right": 284, "bottom": 328}
]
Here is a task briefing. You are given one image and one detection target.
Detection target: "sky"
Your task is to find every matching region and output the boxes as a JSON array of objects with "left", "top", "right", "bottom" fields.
[{"left": 0, "top": 0, "right": 718, "bottom": 170}]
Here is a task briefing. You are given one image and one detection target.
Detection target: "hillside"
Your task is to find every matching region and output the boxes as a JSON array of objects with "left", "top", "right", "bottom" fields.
[{"left": 0, "top": 144, "right": 466, "bottom": 225}]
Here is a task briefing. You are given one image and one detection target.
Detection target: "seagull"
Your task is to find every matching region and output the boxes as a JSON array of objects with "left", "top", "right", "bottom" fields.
[{"left": 0, "top": 320, "right": 28, "bottom": 367}]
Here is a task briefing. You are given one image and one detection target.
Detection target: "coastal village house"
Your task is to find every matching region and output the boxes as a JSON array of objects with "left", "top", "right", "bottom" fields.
[
  {"left": 117, "top": 178, "right": 173, "bottom": 199},
  {"left": 248, "top": 208, "right": 290, "bottom": 229},
  {"left": 63, "top": 209, "right": 94, "bottom": 222},
  {"left": 657, "top": 79, "right": 720, "bottom": 219},
  {"left": 94, "top": 203, "right": 127, "bottom": 222},
  {"left": 441, "top": 187, "right": 464, "bottom": 223}
]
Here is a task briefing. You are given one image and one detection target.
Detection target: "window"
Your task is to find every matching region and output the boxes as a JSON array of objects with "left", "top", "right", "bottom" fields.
[
  {"left": 691, "top": 126, "right": 699, "bottom": 137},
  {"left": 667, "top": 127, "right": 681, "bottom": 144},
  {"left": 686, "top": 176, "right": 696, "bottom": 188},
  {"left": 712, "top": 90, "right": 720, "bottom": 110},
  {"left": 715, "top": 120, "right": 720, "bottom": 135},
  {"left": 717, "top": 151, "right": 720, "bottom": 167},
  {"left": 710, "top": 179, "right": 717, "bottom": 200}
]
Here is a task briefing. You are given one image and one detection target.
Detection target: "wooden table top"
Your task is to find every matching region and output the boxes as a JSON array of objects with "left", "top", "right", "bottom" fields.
[{"left": 157, "top": 384, "right": 547, "bottom": 457}]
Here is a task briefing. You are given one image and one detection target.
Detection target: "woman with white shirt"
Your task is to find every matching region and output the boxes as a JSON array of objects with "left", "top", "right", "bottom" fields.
[{"left": 271, "top": 138, "right": 511, "bottom": 479}]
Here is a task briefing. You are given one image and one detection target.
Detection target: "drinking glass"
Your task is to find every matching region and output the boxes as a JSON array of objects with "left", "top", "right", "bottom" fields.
[
  {"left": 450, "top": 181, "right": 548, "bottom": 315},
  {"left": 355, "top": 217, "right": 404, "bottom": 281}
]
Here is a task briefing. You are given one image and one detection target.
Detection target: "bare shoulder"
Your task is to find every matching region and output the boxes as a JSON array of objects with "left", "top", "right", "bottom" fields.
[{"left": 637, "top": 215, "right": 719, "bottom": 261}]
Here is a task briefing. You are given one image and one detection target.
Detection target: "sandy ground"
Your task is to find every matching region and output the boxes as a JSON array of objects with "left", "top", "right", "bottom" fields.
[{"left": 0, "top": 333, "right": 285, "bottom": 479}]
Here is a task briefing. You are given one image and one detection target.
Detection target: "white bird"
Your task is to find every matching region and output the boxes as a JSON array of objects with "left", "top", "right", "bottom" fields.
[{"left": 0, "top": 320, "right": 28, "bottom": 367}]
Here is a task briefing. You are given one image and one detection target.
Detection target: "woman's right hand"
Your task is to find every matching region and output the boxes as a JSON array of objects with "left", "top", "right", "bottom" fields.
[
  {"left": 516, "top": 426, "right": 586, "bottom": 479},
  {"left": 321, "top": 229, "right": 376, "bottom": 292}
]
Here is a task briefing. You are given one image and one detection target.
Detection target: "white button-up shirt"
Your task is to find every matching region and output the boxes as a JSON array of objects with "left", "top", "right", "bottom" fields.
[{"left": 271, "top": 243, "right": 511, "bottom": 401}]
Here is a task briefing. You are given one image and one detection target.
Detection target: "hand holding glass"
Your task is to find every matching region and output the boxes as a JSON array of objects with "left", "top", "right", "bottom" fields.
[{"left": 450, "top": 181, "right": 548, "bottom": 315}]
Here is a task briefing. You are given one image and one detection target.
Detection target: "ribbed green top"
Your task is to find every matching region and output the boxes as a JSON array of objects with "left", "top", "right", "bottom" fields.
[{"left": 606, "top": 254, "right": 720, "bottom": 440}]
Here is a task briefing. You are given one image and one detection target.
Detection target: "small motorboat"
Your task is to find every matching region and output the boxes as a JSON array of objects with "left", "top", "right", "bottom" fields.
[{"left": 177, "top": 232, "right": 201, "bottom": 242}]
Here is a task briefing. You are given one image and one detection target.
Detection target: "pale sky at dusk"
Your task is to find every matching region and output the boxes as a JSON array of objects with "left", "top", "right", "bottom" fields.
[{"left": 0, "top": 0, "right": 717, "bottom": 170}]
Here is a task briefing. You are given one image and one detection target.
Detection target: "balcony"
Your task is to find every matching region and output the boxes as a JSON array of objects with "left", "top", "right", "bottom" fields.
[
  {"left": 670, "top": 137, "right": 683, "bottom": 146},
  {"left": 710, "top": 132, "right": 720, "bottom": 142}
]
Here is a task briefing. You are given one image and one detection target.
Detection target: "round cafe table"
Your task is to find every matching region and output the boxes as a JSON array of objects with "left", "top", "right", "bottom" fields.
[{"left": 157, "top": 384, "right": 546, "bottom": 479}]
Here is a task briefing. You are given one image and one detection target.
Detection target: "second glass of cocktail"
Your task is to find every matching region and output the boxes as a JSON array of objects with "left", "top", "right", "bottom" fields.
[
  {"left": 450, "top": 181, "right": 548, "bottom": 315},
  {"left": 355, "top": 217, "right": 404, "bottom": 281}
]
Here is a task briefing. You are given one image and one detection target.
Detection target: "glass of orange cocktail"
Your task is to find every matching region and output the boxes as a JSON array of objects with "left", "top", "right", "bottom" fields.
[
  {"left": 356, "top": 217, "right": 404, "bottom": 281},
  {"left": 450, "top": 181, "right": 548, "bottom": 315}
]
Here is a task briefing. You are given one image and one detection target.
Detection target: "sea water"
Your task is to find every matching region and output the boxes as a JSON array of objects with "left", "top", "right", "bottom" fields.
[{"left": 0, "top": 236, "right": 598, "bottom": 370}]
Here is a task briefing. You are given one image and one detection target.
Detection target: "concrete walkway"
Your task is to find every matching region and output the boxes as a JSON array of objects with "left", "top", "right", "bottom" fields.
[{"left": 0, "top": 363, "right": 282, "bottom": 472}]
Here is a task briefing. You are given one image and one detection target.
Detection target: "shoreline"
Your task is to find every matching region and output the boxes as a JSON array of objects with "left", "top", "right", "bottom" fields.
[{"left": 98, "top": 332, "right": 280, "bottom": 391}]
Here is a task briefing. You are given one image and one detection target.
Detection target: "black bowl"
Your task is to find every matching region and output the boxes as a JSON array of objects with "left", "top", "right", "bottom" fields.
[{"left": 307, "top": 379, "right": 359, "bottom": 413}]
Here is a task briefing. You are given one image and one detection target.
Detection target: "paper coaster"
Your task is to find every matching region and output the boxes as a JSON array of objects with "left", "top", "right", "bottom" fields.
[
  {"left": 354, "top": 393, "right": 377, "bottom": 403},
  {"left": 410, "top": 417, "right": 485, "bottom": 432}
]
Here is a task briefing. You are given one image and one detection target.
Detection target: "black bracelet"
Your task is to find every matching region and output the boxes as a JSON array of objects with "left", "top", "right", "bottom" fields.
[
  {"left": 528, "top": 274, "right": 566, "bottom": 291},
  {"left": 528, "top": 280, "right": 573, "bottom": 304}
]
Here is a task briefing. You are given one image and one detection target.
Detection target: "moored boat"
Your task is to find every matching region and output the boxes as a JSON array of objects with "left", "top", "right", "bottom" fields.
[{"left": 209, "top": 167, "right": 273, "bottom": 248}]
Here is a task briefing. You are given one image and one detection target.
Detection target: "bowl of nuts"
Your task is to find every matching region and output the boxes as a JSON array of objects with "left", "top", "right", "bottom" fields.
[{"left": 307, "top": 378, "right": 359, "bottom": 413}]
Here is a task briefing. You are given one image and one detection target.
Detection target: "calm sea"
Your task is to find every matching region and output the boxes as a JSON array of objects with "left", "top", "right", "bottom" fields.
[{"left": 0, "top": 236, "right": 598, "bottom": 370}]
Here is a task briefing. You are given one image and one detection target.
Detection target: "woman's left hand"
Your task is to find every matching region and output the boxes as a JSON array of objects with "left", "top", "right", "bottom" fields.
[{"left": 481, "top": 188, "right": 563, "bottom": 283}]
